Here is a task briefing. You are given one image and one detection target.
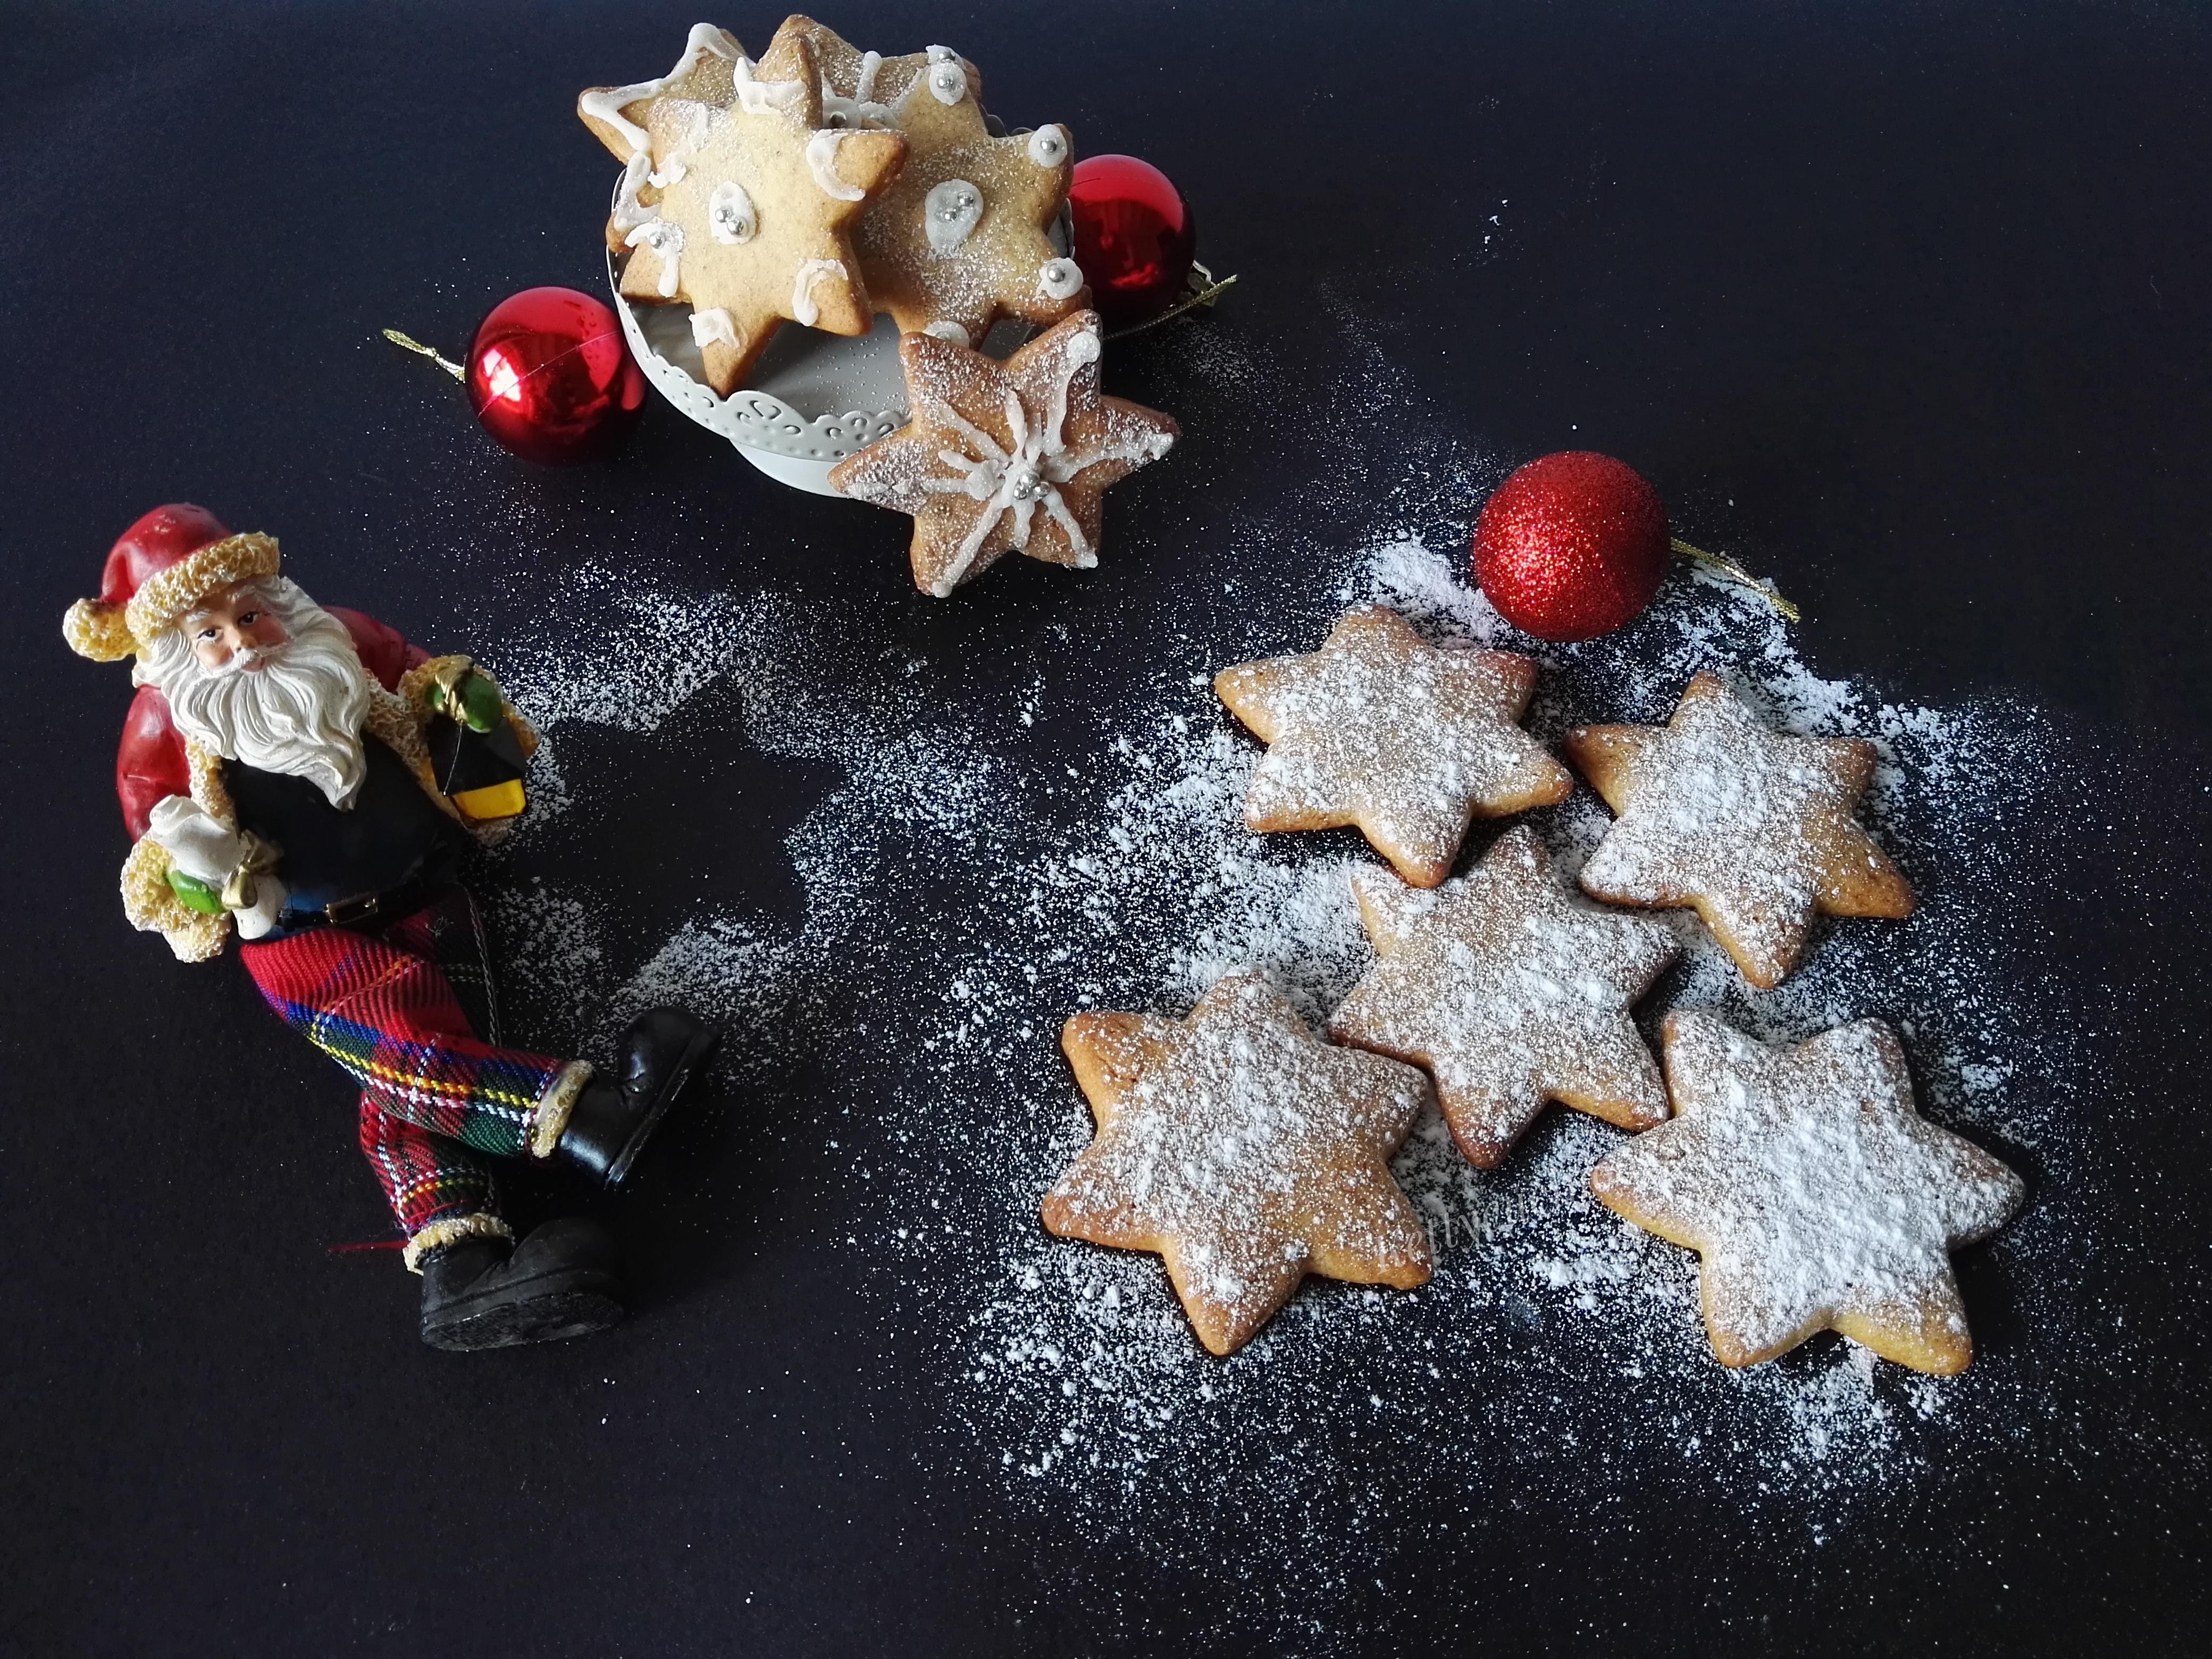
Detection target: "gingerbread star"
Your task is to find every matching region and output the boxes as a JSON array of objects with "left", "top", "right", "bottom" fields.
[
  {"left": 1043, "top": 972, "right": 1434, "bottom": 1356},
  {"left": 827, "top": 310, "right": 1178, "bottom": 597},
  {"left": 1565, "top": 671, "right": 1913, "bottom": 989},
  {"left": 759, "top": 15, "right": 984, "bottom": 131},
  {"left": 578, "top": 23, "right": 747, "bottom": 164},
  {"left": 1590, "top": 1013, "right": 2025, "bottom": 1373},
  {"left": 763, "top": 18, "right": 1079, "bottom": 342},
  {"left": 1329, "top": 827, "right": 1679, "bottom": 1168},
  {"left": 850, "top": 97, "right": 1081, "bottom": 346},
  {"left": 582, "top": 31, "right": 907, "bottom": 395},
  {"left": 1214, "top": 606, "right": 1573, "bottom": 888}
]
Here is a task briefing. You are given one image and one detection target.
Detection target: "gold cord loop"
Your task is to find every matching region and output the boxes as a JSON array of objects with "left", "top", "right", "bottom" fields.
[{"left": 1670, "top": 538, "right": 1801, "bottom": 624}]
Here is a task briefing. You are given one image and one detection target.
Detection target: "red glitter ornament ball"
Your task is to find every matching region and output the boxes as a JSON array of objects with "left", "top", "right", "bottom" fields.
[
  {"left": 465, "top": 287, "right": 646, "bottom": 464},
  {"left": 1472, "top": 452, "right": 1671, "bottom": 641},
  {"left": 1069, "top": 154, "right": 1196, "bottom": 328}
]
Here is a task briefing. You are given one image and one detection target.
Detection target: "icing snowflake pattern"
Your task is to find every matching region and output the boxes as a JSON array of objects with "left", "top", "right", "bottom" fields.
[{"left": 829, "top": 311, "right": 1178, "bottom": 597}]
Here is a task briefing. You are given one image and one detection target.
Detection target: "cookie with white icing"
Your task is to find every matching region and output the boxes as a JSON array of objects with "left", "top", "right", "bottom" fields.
[
  {"left": 1565, "top": 671, "right": 1914, "bottom": 989},
  {"left": 1330, "top": 827, "right": 1679, "bottom": 1168},
  {"left": 1590, "top": 1012, "right": 2024, "bottom": 1373},
  {"left": 758, "top": 15, "right": 984, "bottom": 132},
  {"left": 577, "top": 23, "right": 746, "bottom": 167},
  {"left": 762, "top": 16, "right": 1081, "bottom": 347},
  {"left": 1214, "top": 607, "right": 1573, "bottom": 888},
  {"left": 1044, "top": 971, "right": 1434, "bottom": 1356},
  {"left": 580, "top": 31, "right": 908, "bottom": 394},
  {"left": 826, "top": 310, "right": 1178, "bottom": 597}
]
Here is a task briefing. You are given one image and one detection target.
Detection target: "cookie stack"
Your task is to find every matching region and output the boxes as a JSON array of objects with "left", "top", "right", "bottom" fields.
[
  {"left": 1045, "top": 607, "right": 2025, "bottom": 1374},
  {"left": 580, "top": 18, "right": 1179, "bottom": 597}
]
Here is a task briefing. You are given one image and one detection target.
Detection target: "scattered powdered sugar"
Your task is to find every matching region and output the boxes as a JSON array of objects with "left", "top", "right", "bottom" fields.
[{"left": 464, "top": 481, "right": 2132, "bottom": 1643}]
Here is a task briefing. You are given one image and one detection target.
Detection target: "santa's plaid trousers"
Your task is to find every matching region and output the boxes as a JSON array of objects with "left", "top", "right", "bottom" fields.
[{"left": 239, "top": 887, "right": 567, "bottom": 1239}]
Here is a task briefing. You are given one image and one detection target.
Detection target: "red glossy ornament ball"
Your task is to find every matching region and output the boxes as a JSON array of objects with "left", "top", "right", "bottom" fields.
[
  {"left": 1472, "top": 452, "right": 1671, "bottom": 641},
  {"left": 1068, "top": 154, "right": 1196, "bottom": 327},
  {"left": 465, "top": 287, "right": 646, "bottom": 464}
]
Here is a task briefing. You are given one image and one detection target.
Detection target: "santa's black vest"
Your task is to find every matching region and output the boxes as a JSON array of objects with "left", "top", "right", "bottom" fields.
[{"left": 227, "top": 734, "right": 467, "bottom": 937}]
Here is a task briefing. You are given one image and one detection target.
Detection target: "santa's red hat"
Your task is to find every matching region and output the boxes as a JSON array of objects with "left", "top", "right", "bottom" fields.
[{"left": 62, "top": 504, "right": 282, "bottom": 663}]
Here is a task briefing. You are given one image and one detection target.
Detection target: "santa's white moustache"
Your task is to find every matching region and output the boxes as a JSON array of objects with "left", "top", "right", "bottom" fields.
[{"left": 140, "top": 577, "right": 374, "bottom": 808}]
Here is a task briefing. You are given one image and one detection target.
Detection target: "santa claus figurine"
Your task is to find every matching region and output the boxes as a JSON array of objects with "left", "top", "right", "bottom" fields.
[{"left": 64, "top": 504, "right": 717, "bottom": 1352}]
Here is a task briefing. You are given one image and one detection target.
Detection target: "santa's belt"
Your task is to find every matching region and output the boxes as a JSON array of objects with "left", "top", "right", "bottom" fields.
[{"left": 278, "top": 866, "right": 441, "bottom": 933}]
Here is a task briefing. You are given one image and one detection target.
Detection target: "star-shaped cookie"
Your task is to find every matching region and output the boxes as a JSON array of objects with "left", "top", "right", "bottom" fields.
[
  {"left": 1213, "top": 606, "right": 1573, "bottom": 888},
  {"left": 1565, "top": 672, "right": 1914, "bottom": 988},
  {"left": 759, "top": 18, "right": 1080, "bottom": 346},
  {"left": 1329, "top": 826, "right": 1679, "bottom": 1168},
  {"left": 827, "top": 310, "right": 1178, "bottom": 597},
  {"left": 580, "top": 31, "right": 908, "bottom": 394},
  {"left": 850, "top": 91, "right": 1080, "bottom": 346},
  {"left": 578, "top": 23, "right": 747, "bottom": 162},
  {"left": 1042, "top": 971, "right": 1434, "bottom": 1356},
  {"left": 759, "top": 15, "right": 984, "bottom": 131},
  {"left": 1589, "top": 1013, "right": 2024, "bottom": 1373}
]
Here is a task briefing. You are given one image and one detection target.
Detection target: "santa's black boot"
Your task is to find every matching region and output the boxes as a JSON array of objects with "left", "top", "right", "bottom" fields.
[
  {"left": 555, "top": 1008, "right": 720, "bottom": 1186},
  {"left": 419, "top": 1218, "right": 623, "bottom": 1351}
]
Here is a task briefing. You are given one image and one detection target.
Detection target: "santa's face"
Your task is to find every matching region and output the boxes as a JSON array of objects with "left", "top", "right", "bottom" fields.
[
  {"left": 139, "top": 576, "right": 374, "bottom": 809},
  {"left": 184, "top": 583, "right": 290, "bottom": 672}
]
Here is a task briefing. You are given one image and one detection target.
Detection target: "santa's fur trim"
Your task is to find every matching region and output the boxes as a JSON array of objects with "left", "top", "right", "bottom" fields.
[
  {"left": 120, "top": 836, "right": 228, "bottom": 961},
  {"left": 64, "top": 598, "right": 137, "bottom": 663},
  {"left": 181, "top": 736, "right": 237, "bottom": 830},
  {"left": 119, "top": 532, "right": 281, "bottom": 652},
  {"left": 531, "top": 1061, "right": 595, "bottom": 1159},
  {"left": 403, "top": 1212, "right": 517, "bottom": 1274}
]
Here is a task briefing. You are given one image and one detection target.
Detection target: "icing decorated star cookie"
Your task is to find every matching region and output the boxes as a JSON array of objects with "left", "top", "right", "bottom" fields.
[
  {"left": 760, "top": 18, "right": 1082, "bottom": 346},
  {"left": 579, "top": 30, "right": 908, "bottom": 394},
  {"left": 1329, "top": 826, "right": 1679, "bottom": 1168},
  {"left": 1590, "top": 1012, "right": 2025, "bottom": 1373},
  {"left": 852, "top": 90, "right": 1081, "bottom": 347},
  {"left": 1565, "top": 671, "right": 1914, "bottom": 988},
  {"left": 759, "top": 15, "right": 984, "bottom": 131},
  {"left": 577, "top": 23, "right": 746, "bottom": 163},
  {"left": 1042, "top": 972, "right": 1434, "bottom": 1356},
  {"left": 827, "top": 310, "right": 1178, "bottom": 597},
  {"left": 1213, "top": 607, "right": 1573, "bottom": 887}
]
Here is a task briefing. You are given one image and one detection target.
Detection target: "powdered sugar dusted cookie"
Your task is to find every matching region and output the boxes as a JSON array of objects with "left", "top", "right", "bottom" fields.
[
  {"left": 827, "top": 310, "right": 1178, "bottom": 597},
  {"left": 1590, "top": 1012, "right": 2024, "bottom": 1373},
  {"left": 1565, "top": 672, "right": 1914, "bottom": 988},
  {"left": 1330, "top": 827, "right": 1678, "bottom": 1168},
  {"left": 582, "top": 30, "right": 907, "bottom": 394},
  {"left": 1043, "top": 972, "right": 1434, "bottom": 1356},
  {"left": 1214, "top": 606, "right": 1573, "bottom": 888}
]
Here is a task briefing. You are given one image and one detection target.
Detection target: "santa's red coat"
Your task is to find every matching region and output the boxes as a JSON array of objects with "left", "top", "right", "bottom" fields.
[{"left": 115, "top": 608, "right": 428, "bottom": 841}]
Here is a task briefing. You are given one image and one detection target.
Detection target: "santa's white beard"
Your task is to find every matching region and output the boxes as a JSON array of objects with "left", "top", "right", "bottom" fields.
[{"left": 141, "top": 581, "right": 374, "bottom": 809}]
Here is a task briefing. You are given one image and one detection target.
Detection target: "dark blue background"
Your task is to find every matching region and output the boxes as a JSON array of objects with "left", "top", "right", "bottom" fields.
[{"left": 3, "top": 2, "right": 2209, "bottom": 1653}]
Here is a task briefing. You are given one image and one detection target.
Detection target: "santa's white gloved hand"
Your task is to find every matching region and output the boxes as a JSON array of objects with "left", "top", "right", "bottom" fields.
[
  {"left": 145, "top": 795, "right": 288, "bottom": 940},
  {"left": 146, "top": 795, "right": 239, "bottom": 881}
]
